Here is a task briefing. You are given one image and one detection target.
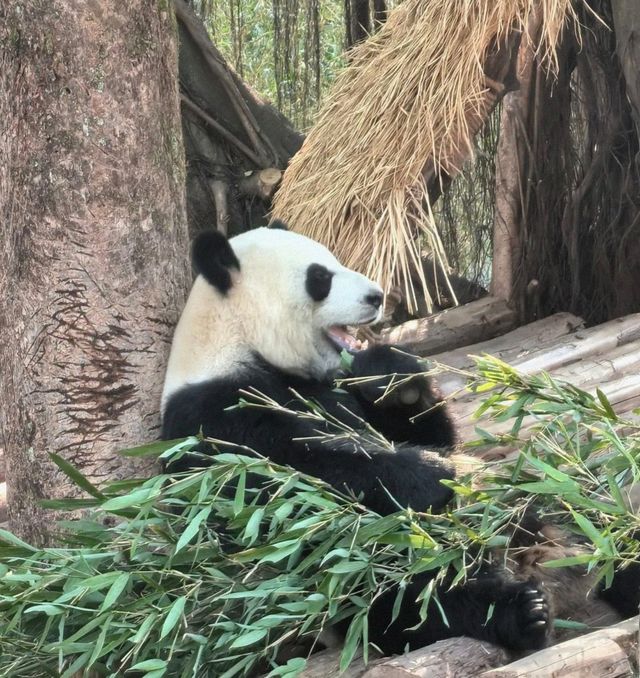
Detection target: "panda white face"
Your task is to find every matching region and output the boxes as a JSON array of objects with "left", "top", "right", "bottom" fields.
[
  {"left": 234, "top": 228, "right": 384, "bottom": 379},
  {"left": 162, "top": 227, "right": 384, "bottom": 404}
]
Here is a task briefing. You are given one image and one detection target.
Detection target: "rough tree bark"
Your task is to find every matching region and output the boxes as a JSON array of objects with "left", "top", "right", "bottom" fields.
[
  {"left": 492, "top": 1, "right": 640, "bottom": 325},
  {"left": 491, "top": 10, "right": 541, "bottom": 306},
  {"left": 0, "top": 1, "right": 190, "bottom": 542}
]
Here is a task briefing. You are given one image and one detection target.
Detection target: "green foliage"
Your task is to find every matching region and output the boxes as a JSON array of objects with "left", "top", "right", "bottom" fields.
[
  {"left": 0, "top": 357, "right": 639, "bottom": 676},
  {"left": 0, "top": 449, "right": 448, "bottom": 677},
  {"left": 193, "top": 0, "right": 346, "bottom": 130}
]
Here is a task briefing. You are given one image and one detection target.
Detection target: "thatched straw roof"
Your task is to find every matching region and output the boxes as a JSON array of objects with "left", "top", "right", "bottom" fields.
[{"left": 272, "top": 0, "right": 576, "bottom": 310}]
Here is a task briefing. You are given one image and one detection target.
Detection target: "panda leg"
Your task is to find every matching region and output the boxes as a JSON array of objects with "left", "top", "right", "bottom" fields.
[{"left": 362, "top": 571, "right": 550, "bottom": 655}]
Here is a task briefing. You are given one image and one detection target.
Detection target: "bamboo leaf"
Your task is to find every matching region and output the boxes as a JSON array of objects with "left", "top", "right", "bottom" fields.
[
  {"left": 127, "top": 659, "right": 168, "bottom": 672},
  {"left": 233, "top": 471, "right": 247, "bottom": 516},
  {"left": 101, "top": 487, "right": 157, "bottom": 511},
  {"left": 175, "top": 507, "right": 211, "bottom": 554},
  {"left": 596, "top": 389, "right": 617, "bottom": 420},
  {"left": 229, "top": 628, "right": 267, "bottom": 648},
  {"left": 49, "top": 453, "right": 106, "bottom": 499},
  {"left": 100, "top": 572, "right": 130, "bottom": 612},
  {"left": 160, "top": 596, "right": 186, "bottom": 639},
  {"left": 0, "top": 528, "right": 36, "bottom": 551}
]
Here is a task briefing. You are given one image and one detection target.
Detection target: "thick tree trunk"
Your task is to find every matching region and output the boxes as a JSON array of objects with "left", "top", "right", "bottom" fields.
[
  {"left": 493, "top": 2, "right": 640, "bottom": 325},
  {"left": 0, "top": 1, "right": 190, "bottom": 542}
]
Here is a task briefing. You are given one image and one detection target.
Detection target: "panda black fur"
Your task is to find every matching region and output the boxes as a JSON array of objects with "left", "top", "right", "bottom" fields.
[{"left": 161, "top": 226, "right": 555, "bottom": 654}]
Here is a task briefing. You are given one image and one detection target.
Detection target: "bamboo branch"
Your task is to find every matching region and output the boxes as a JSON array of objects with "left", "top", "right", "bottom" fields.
[{"left": 180, "top": 94, "right": 265, "bottom": 167}]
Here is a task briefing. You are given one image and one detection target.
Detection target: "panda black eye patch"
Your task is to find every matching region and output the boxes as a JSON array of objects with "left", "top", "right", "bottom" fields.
[{"left": 306, "top": 263, "right": 334, "bottom": 301}]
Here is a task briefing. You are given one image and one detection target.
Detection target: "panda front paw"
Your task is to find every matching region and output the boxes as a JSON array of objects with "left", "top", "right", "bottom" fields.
[
  {"left": 494, "top": 581, "right": 551, "bottom": 651},
  {"left": 350, "top": 345, "right": 439, "bottom": 409}
]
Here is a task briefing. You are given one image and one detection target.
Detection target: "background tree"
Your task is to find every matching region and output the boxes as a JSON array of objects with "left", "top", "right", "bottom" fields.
[
  {"left": 0, "top": 1, "right": 190, "bottom": 542},
  {"left": 494, "top": 0, "right": 640, "bottom": 324}
]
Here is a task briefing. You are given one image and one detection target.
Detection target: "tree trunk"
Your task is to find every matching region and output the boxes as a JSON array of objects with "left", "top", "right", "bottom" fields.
[
  {"left": 494, "top": 1, "right": 640, "bottom": 325},
  {"left": 0, "top": 1, "right": 190, "bottom": 542},
  {"left": 490, "top": 9, "right": 540, "bottom": 308}
]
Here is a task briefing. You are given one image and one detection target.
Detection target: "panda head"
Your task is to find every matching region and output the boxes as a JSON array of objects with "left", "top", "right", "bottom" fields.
[{"left": 162, "top": 226, "right": 384, "bottom": 404}]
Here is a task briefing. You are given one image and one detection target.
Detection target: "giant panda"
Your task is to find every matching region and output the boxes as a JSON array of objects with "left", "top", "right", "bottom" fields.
[
  {"left": 160, "top": 225, "right": 557, "bottom": 655},
  {"left": 162, "top": 228, "right": 550, "bottom": 654}
]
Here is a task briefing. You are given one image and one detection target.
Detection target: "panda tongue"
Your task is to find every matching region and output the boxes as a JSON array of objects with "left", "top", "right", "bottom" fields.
[{"left": 327, "top": 326, "right": 363, "bottom": 352}]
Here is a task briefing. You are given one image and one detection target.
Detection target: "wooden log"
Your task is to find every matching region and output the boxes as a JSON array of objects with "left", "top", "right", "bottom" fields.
[
  {"left": 453, "top": 373, "right": 640, "bottom": 456},
  {"left": 441, "top": 315, "right": 640, "bottom": 414},
  {"left": 433, "top": 312, "right": 584, "bottom": 397},
  {"left": 381, "top": 296, "right": 517, "bottom": 356},
  {"left": 297, "top": 638, "right": 507, "bottom": 678},
  {"left": 514, "top": 314, "right": 640, "bottom": 376},
  {"left": 446, "top": 335, "right": 640, "bottom": 455},
  {"left": 543, "top": 340, "right": 640, "bottom": 389},
  {"left": 480, "top": 616, "right": 638, "bottom": 678},
  {"left": 450, "top": 340, "right": 640, "bottom": 425},
  {"left": 238, "top": 168, "right": 282, "bottom": 199},
  {"left": 297, "top": 648, "right": 372, "bottom": 678},
  {"left": 362, "top": 637, "right": 507, "bottom": 677}
]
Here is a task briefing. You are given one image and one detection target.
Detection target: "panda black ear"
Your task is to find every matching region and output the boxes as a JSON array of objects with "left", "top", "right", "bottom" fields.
[
  {"left": 192, "top": 230, "right": 240, "bottom": 294},
  {"left": 269, "top": 219, "right": 289, "bottom": 231}
]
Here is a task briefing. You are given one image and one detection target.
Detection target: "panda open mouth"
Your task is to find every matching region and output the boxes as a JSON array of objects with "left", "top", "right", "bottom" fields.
[{"left": 326, "top": 325, "right": 366, "bottom": 353}]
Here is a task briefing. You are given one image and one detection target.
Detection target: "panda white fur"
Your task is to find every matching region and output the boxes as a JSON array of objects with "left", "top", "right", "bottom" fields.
[{"left": 160, "top": 225, "right": 559, "bottom": 655}]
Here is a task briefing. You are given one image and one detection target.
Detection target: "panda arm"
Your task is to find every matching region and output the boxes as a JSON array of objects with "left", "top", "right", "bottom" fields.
[
  {"left": 162, "top": 367, "right": 456, "bottom": 516},
  {"left": 347, "top": 345, "right": 456, "bottom": 449}
]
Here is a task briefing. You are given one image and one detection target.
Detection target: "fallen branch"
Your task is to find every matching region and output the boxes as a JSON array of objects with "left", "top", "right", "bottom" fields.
[
  {"left": 381, "top": 296, "right": 517, "bottom": 356},
  {"left": 180, "top": 94, "right": 265, "bottom": 167}
]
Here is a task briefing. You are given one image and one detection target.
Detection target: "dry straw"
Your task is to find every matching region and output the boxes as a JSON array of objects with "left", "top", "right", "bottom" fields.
[{"left": 272, "top": 0, "right": 576, "bottom": 311}]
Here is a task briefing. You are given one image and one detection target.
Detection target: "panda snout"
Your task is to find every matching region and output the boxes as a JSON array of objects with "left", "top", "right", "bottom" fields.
[{"left": 364, "top": 292, "right": 384, "bottom": 310}]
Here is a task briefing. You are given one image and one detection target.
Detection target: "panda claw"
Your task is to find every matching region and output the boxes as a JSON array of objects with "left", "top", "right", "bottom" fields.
[
  {"left": 526, "top": 619, "right": 549, "bottom": 630},
  {"left": 495, "top": 582, "right": 551, "bottom": 651},
  {"left": 522, "top": 588, "right": 544, "bottom": 601}
]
